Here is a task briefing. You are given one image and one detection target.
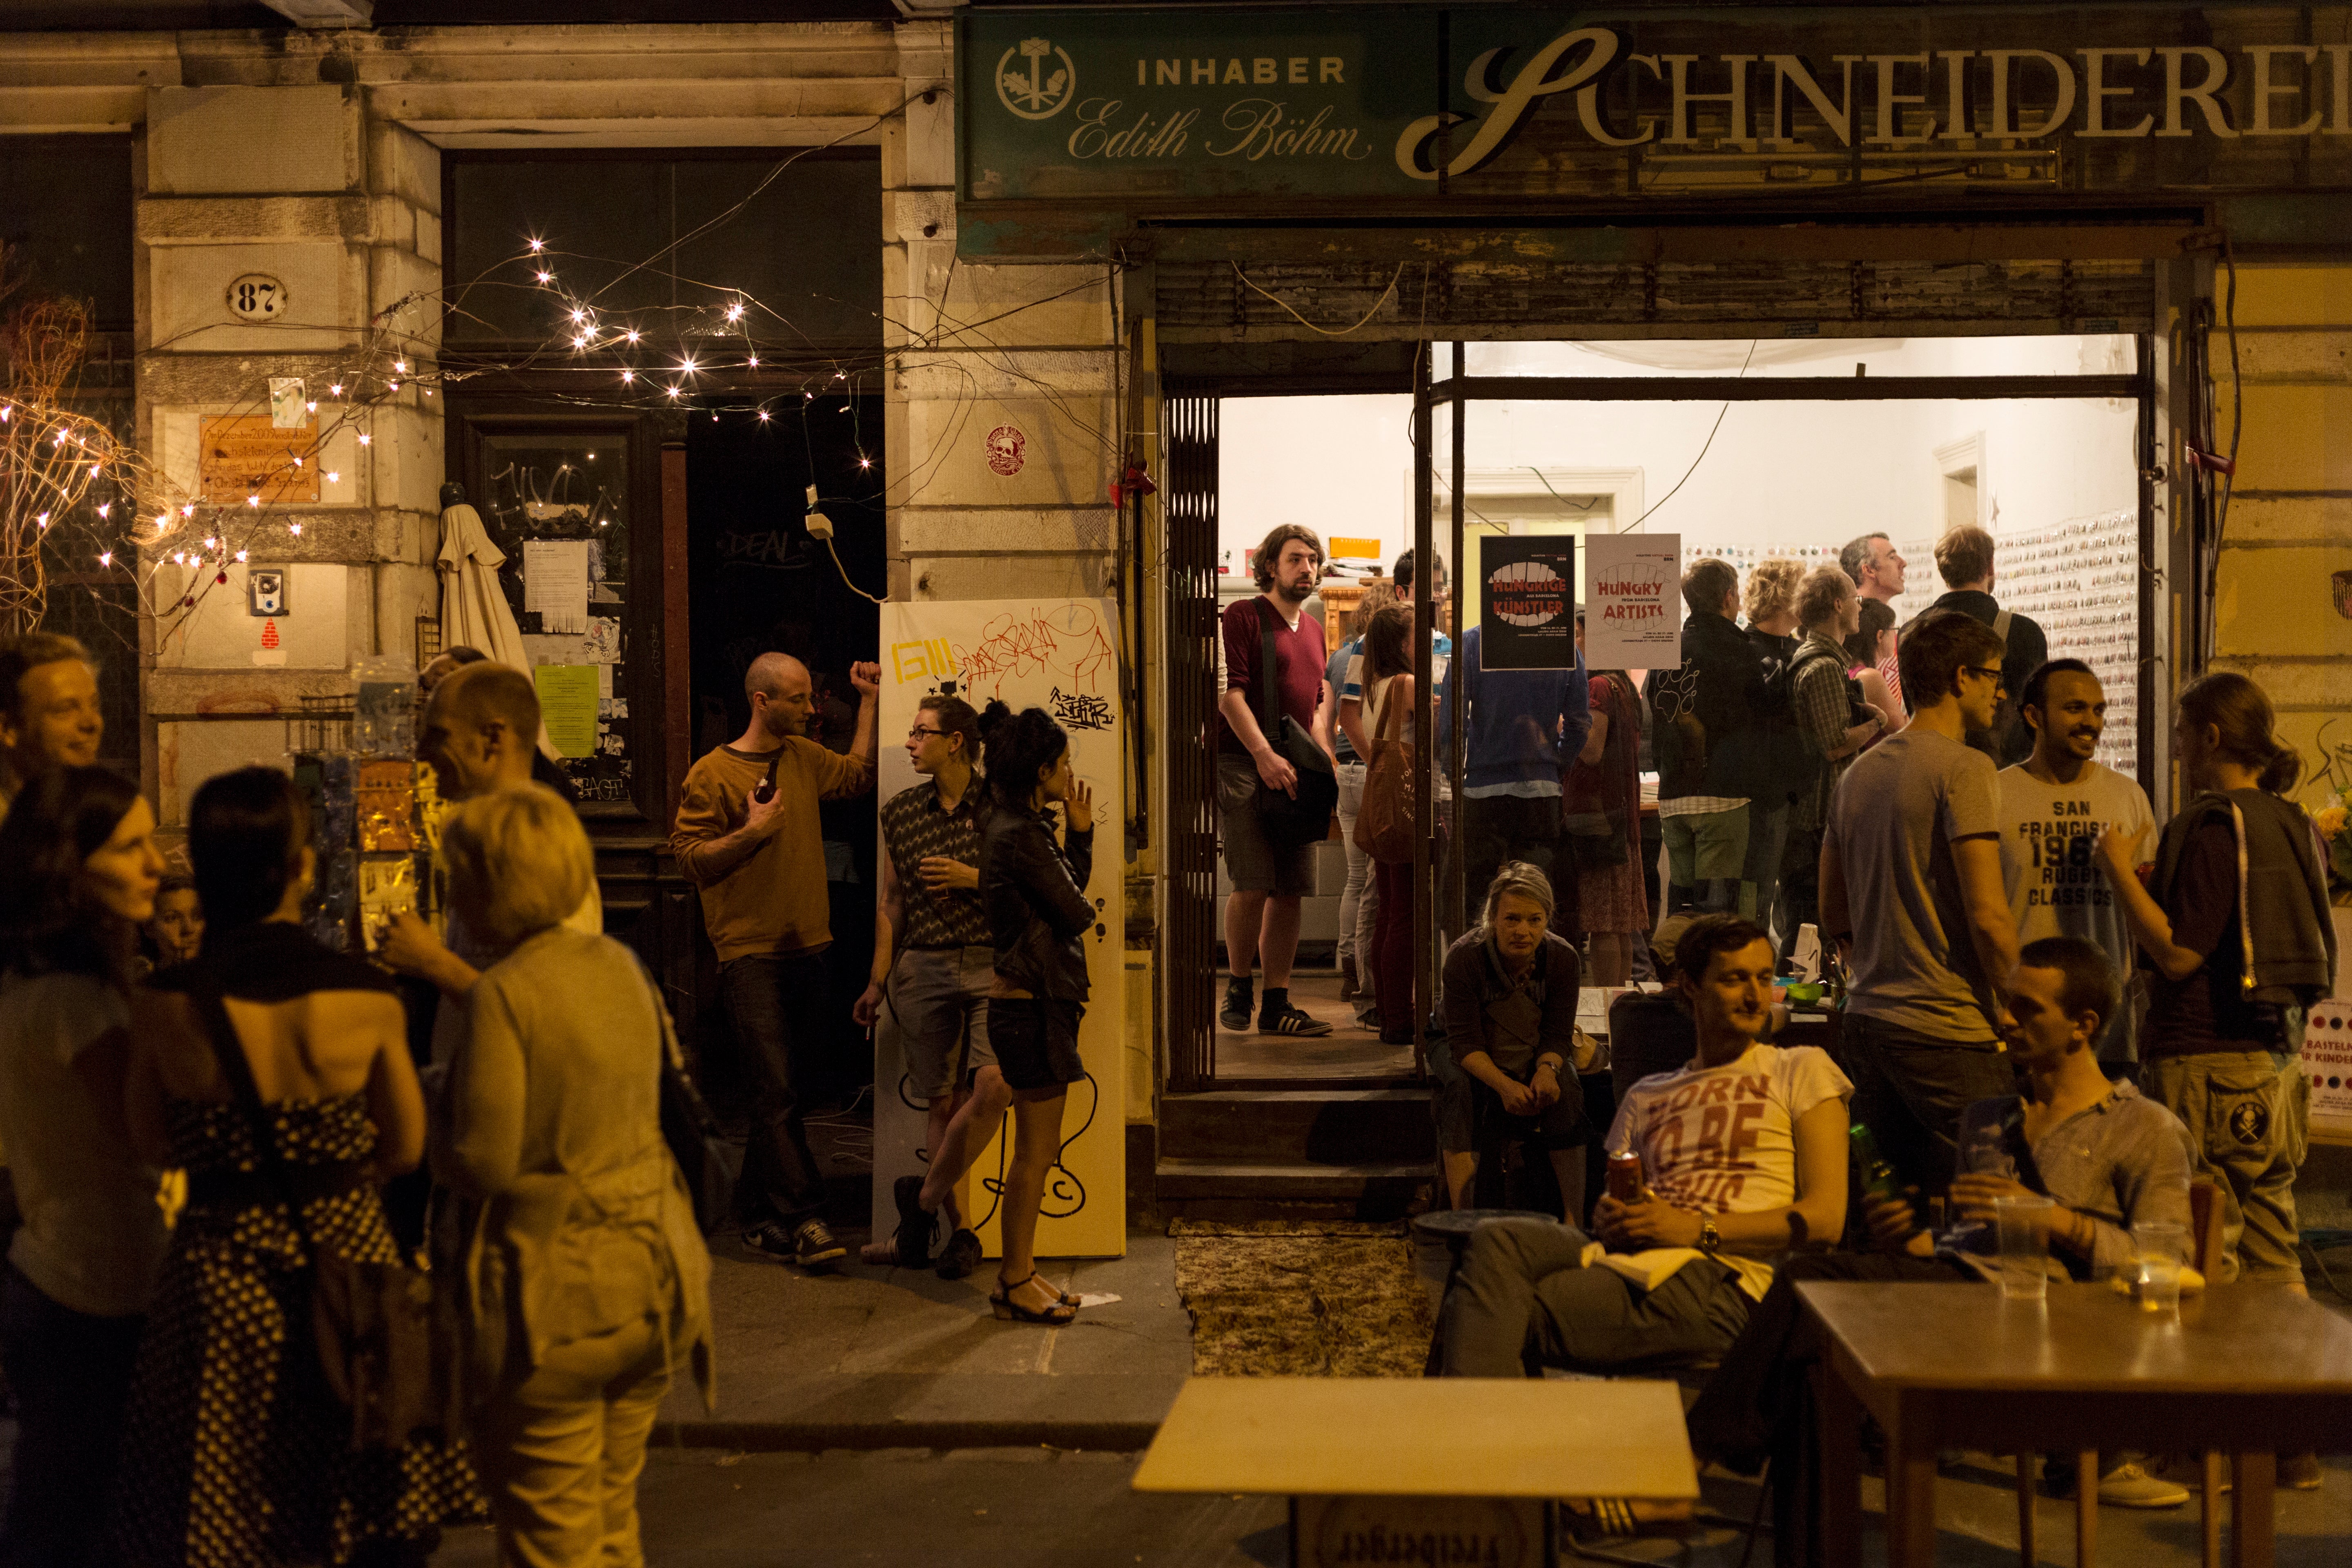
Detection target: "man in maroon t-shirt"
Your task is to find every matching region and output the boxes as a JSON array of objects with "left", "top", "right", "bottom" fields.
[{"left": 1217, "top": 524, "right": 1335, "bottom": 1037}]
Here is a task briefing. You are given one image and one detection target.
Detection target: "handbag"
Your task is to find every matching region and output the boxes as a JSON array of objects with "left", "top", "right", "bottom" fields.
[
  {"left": 1352, "top": 674, "right": 1418, "bottom": 865},
  {"left": 1250, "top": 601, "right": 1339, "bottom": 849},
  {"left": 640, "top": 962, "right": 742, "bottom": 1235},
  {"left": 192, "top": 985, "right": 441, "bottom": 1454}
]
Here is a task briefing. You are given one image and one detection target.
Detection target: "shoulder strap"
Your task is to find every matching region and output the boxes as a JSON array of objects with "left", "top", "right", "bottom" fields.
[
  {"left": 1257, "top": 599, "right": 1281, "bottom": 737},
  {"left": 192, "top": 985, "right": 323, "bottom": 1253},
  {"left": 1992, "top": 608, "right": 2013, "bottom": 646}
]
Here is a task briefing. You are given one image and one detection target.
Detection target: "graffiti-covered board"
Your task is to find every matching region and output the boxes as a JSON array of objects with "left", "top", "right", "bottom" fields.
[{"left": 871, "top": 600, "right": 1126, "bottom": 1261}]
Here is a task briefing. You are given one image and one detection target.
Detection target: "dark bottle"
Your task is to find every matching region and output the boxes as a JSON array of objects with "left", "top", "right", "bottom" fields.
[{"left": 1849, "top": 1122, "right": 1901, "bottom": 1205}]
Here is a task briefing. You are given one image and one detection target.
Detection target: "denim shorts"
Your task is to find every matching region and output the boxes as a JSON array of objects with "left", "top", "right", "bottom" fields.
[{"left": 880, "top": 945, "right": 997, "bottom": 1102}]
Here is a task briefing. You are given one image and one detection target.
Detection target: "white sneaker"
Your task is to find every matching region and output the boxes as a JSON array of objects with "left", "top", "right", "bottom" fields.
[{"left": 2098, "top": 1461, "right": 2190, "bottom": 1509}]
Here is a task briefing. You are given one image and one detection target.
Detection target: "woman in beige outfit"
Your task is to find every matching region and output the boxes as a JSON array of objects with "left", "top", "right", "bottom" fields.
[{"left": 432, "top": 784, "right": 715, "bottom": 1568}]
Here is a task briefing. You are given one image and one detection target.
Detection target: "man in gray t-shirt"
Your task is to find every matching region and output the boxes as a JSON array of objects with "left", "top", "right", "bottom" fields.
[{"left": 1821, "top": 610, "right": 2021, "bottom": 1196}]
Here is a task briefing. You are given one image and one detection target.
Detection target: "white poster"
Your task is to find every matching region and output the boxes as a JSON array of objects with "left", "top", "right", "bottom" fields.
[
  {"left": 870, "top": 599, "right": 1127, "bottom": 1261},
  {"left": 1582, "top": 533, "right": 1681, "bottom": 670}
]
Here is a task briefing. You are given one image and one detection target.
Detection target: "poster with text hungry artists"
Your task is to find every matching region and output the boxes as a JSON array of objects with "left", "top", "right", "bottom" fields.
[
  {"left": 1479, "top": 535, "right": 1577, "bottom": 670},
  {"left": 1582, "top": 534, "right": 1680, "bottom": 670}
]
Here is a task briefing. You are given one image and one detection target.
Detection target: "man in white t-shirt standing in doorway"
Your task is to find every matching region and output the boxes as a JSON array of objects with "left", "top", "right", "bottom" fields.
[{"left": 1996, "top": 659, "right": 2154, "bottom": 1068}]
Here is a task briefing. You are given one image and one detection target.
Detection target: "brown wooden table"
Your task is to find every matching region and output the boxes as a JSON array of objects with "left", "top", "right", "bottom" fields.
[{"left": 1799, "top": 1281, "right": 2352, "bottom": 1568}]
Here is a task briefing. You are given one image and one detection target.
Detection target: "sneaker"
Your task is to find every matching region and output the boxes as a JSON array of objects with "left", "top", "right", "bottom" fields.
[
  {"left": 892, "top": 1174, "right": 935, "bottom": 1270},
  {"left": 2096, "top": 1461, "right": 2189, "bottom": 1509},
  {"left": 1259, "top": 1004, "right": 1333, "bottom": 1037},
  {"left": 935, "top": 1227, "right": 984, "bottom": 1280},
  {"left": 2281, "top": 1452, "right": 2324, "bottom": 1490},
  {"left": 1219, "top": 979, "right": 1254, "bottom": 1032}
]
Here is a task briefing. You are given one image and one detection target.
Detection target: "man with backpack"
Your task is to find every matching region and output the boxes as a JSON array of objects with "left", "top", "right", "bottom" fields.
[
  {"left": 1651, "top": 558, "right": 1774, "bottom": 918},
  {"left": 1909, "top": 524, "right": 2046, "bottom": 766}
]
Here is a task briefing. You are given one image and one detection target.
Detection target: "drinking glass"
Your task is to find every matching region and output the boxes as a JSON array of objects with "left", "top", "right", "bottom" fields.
[
  {"left": 1991, "top": 1194, "right": 2055, "bottom": 1301},
  {"left": 1942, "top": 1122, "right": 2014, "bottom": 1249},
  {"left": 2131, "top": 1219, "right": 2190, "bottom": 1314}
]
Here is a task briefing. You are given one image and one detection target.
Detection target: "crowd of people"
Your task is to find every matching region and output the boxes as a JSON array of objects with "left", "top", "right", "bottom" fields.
[
  {"left": 1215, "top": 520, "right": 2337, "bottom": 1529},
  {"left": 0, "top": 625, "right": 1103, "bottom": 1563}
]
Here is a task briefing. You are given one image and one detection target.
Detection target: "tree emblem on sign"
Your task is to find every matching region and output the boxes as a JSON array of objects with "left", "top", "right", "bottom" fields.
[{"left": 996, "top": 37, "right": 1076, "bottom": 120}]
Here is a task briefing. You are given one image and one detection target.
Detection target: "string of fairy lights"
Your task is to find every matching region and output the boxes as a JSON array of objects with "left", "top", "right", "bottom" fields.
[{"left": 8, "top": 209, "right": 1141, "bottom": 641}]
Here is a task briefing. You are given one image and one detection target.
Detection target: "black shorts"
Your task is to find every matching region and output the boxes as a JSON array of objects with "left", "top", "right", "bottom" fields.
[{"left": 987, "top": 996, "right": 1087, "bottom": 1091}]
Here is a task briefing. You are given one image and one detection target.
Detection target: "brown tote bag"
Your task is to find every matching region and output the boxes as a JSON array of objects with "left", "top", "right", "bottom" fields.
[{"left": 1352, "top": 676, "right": 1418, "bottom": 865}]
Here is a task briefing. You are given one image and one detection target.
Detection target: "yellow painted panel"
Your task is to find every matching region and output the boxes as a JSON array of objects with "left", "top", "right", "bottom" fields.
[
  {"left": 2232, "top": 265, "right": 2352, "bottom": 328},
  {"left": 2214, "top": 547, "right": 2352, "bottom": 659},
  {"left": 2228, "top": 386, "right": 2352, "bottom": 492},
  {"left": 1125, "top": 951, "right": 1154, "bottom": 1124}
]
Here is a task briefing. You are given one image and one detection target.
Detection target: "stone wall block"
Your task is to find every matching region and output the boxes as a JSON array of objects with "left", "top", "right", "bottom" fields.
[
  {"left": 148, "top": 85, "right": 359, "bottom": 196},
  {"left": 136, "top": 194, "right": 360, "bottom": 245},
  {"left": 886, "top": 189, "right": 952, "bottom": 246},
  {"left": 2238, "top": 330, "right": 2352, "bottom": 385},
  {"left": 900, "top": 260, "right": 1114, "bottom": 350},
  {"left": 906, "top": 554, "right": 1114, "bottom": 602},
  {"left": 147, "top": 667, "right": 356, "bottom": 717},
  {"left": 139, "top": 352, "right": 362, "bottom": 405},
  {"left": 902, "top": 85, "right": 954, "bottom": 189},
  {"left": 149, "top": 238, "right": 356, "bottom": 353},
  {"left": 901, "top": 393, "right": 1116, "bottom": 509},
  {"left": 158, "top": 719, "right": 308, "bottom": 824},
  {"left": 2212, "top": 544, "right": 2352, "bottom": 659},
  {"left": 2226, "top": 494, "right": 2352, "bottom": 544},
  {"left": 897, "top": 351, "right": 1118, "bottom": 401},
  {"left": 2206, "top": 657, "right": 2352, "bottom": 711},
  {"left": 897, "top": 507, "right": 1116, "bottom": 555},
  {"left": 367, "top": 405, "right": 445, "bottom": 520},
  {"left": 2228, "top": 385, "right": 2352, "bottom": 492},
  {"left": 369, "top": 246, "right": 443, "bottom": 345},
  {"left": 2232, "top": 266, "right": 2352, "bottom": 328},
  {"left": 363, "top": 114, "right": 441, "bottom": 215}
]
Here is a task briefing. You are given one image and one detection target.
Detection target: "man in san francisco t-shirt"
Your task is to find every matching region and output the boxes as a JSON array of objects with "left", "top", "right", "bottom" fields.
[
  {"left": 1432, "top": 915, "right": 1850, "bottom": 1376},
  {"left": 1996, "top": 659, "right": 2153, "bottom": 1067}
]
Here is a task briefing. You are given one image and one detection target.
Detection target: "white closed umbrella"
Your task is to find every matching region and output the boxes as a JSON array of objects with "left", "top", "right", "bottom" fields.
[{"left": 436, "top": 495, "right": 531, "bottom": 674}]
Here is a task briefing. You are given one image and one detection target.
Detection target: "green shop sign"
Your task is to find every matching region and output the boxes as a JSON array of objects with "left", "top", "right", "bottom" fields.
[{"left": 958, "top": 4, "right": 2352, "bottom": 228}]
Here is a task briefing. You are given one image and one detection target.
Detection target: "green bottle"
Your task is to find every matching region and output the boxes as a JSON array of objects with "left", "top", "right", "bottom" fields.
[{"left": 1849, "top": 1123, "right": 1901, "bottom": 1204}]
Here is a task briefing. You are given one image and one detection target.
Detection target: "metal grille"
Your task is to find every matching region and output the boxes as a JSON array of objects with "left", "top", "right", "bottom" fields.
[{"left": 1163, "top": 386, "right": 1221, "bottom": 1092}]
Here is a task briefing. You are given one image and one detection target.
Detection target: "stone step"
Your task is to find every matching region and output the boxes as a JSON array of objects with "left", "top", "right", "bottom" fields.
[
  {"left": 1159, "top": 1087, "right": 1434, "bottom": 1165},
  {"left": 1152, "top": 1157, "right": 1432, "bottom": 1222}
]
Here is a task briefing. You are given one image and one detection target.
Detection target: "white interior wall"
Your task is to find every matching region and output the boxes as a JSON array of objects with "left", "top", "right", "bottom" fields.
[{"left": 1216, "top": 336, "right": 2139, "bottom": 586}]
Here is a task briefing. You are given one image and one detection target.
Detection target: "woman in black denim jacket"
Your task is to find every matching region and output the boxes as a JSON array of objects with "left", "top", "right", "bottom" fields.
[{"left": 976, "top": 703, "right": 1095, "bottom": 1325}]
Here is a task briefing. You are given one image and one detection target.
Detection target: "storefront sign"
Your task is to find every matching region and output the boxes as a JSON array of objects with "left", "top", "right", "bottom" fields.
[
  {"left": 1582, "top": 534, "right": 1680, "bottom": 670},
  {"left": 198, "top": 415, "right": 320, "bottom": 506},
  {"left": 2308, "top": 1001, "right": 2352, "bottom": 1139},
  {"left": 872, "top": 599, "right": 1127, "bottom": 1260},
  {"left": 1477, "top": 535, "right": 1577, "bottom": 670},
  {"left": 961, "top": 6, "right": 2352, "bottom": 216}
]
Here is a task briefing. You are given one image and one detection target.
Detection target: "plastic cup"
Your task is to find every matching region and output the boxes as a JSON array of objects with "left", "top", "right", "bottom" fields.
[
  {"left": 1992, "top": 1194, "right": 2056, "bottom": 1301},
  {"left": 2132, "top": 1220, "right": 2189, "bottom": 1314}
]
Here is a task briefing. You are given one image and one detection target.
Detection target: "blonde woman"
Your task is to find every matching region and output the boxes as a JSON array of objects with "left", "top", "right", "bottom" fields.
[
  {"left": 434, "top": 784, "right": 714, "bottom": 1566},
  {"left": 1739, "top": 559, "right": 1808, "bottom": 951}
]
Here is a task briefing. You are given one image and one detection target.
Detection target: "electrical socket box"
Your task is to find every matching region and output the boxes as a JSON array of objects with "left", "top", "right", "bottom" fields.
[{"left": 248, "top": 568, "right": 288, "bottom": 617}]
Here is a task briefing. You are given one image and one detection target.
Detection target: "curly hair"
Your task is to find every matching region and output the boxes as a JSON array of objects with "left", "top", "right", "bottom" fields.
[
  {"left": 977, "top": 701, "right": 1070, "bottom": 811},
  {"left": 0, "top": 764, "right": 145, "bottom": 984},
  {"left": 1743, "top": 559, "right": 1804, "bottom": 625},
  {"left": 1252, "top": 524, "right": 1325, "bottom": 592}
]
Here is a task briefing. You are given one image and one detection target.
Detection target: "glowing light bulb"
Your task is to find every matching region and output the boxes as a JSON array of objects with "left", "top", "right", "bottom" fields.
[
  {"left": 574, "top": 336, "right": 589, "bottom": 349},
  {"left": 387, "top": 381, "right": 399, "bottom": 392},
  {"left": 96, "top": 502, "right": 110, "bottom": 518},
  {"left": 394, "top": 360, "right": 407, "bottom": 374},
  {"left": 306, "top": 401, "right": 317, "bottom": 413},
  {"left": 679, "top": 358, "right": 697, "bottom": 373},
  {"left": 528, "top": 238, "right": 545, "bottom": 253},
  {"left": 204, "top": 538, "right": 217, "bottom": 549},
  {"left": 725, "top": 302, "right": 744, "bottom": 321},
  {"left": 98, "top": 550, "right": 112, "bottom": 567},
  {"left": 665, "top": 385, "right": 681, "bottom": 399},
  {"left": 747, "top": 355, "right": 759, "bottom": 367},
  {"left": 325, "top": 470, "right": 339, "bottom": 483},
  {"left": 358, "top": 434, "right": 371, "bottom": 446},
  {"left": 624, "top": 329, "right": 640, "bottom": 344},
  {"left": 757, "top": 410, "right": 771, "bottom": 422},
  {"left": 535, "top": 271, "right": 552, "bottom": 284},
  {"left": 290, "top": 456, "right": 302, "bottom": 467},
  {"left": 234, "top": 550, "right": 248, "bottom": 563},
  {"left": 570, "top": 310, "right": 587, "bottom": 323},
  {"left": 183, "top": 505, "right": 196, "bottom": 517},
  {"left": 621, "top": 369, "right": 635, "bottom": 384},
  {"left": 36, "top": 512, "right": 49, "bottom": 528},
  {"left": 246, "top": 495, "right": 260, "bottom": 508},
  {"left": 289, "top": 522, "right": 303, "bottom": 537},
  {"left": 330, "top": 384, "right": 343, "bottom": 396}
]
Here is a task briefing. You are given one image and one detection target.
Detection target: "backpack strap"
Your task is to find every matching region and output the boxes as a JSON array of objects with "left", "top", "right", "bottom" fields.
[
  {"left": 1992, "top": 608, "right": 2013, "bottom": 647},
  {"left": 1255, "top": 599, "right": 1283, "bottom": 740}
]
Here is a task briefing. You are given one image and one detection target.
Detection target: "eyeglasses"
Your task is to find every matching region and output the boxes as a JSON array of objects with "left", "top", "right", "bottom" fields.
[
  {"left": 1963, "top": 665, "right": 2007, "bottom": 691},
  {"left": 906, "top": 725, "right": 945, "bottom": 740}
]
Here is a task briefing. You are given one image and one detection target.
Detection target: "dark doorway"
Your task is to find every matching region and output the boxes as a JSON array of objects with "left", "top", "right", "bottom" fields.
[{"left": 685, "top": 395, "right": 887, "bottom": 1106}]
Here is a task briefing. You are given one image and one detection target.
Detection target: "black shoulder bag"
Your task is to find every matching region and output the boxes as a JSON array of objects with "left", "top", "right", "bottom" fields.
[
  {"left": 193, "top": 985, "right": 442, "bottom": 1452},
  {"left": 1252, "top": 601, "right": 1339, "bottom": 849}
]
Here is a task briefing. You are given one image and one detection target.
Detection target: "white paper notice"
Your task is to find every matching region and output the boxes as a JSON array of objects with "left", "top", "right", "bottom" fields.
[
  {"left": 523, "top": 539, "right": 590, "bottom": 635},
  {"left": 1583, "top": 534, "right": 1681, "bottom": 670}
]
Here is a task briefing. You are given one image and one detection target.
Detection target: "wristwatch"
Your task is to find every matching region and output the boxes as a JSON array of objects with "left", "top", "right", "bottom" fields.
[{"left": 1697, "top": 1216, "right": 1721, "bottom": 1254}]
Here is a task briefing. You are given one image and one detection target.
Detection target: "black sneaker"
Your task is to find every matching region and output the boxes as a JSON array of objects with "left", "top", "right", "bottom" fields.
[
  {"left": 746, "top": 1218, "right": 846, "bottom": 1270},
  {"left": 935, "top": 1227, "right": 984, "bottom": 1280},
  {"left": 892, "top": 1175, "right": 936, "bottom": 1269},
  {"left": 1219, "top": 979, "right": 1254, "bottom": 1032},
  {"left": 1259, "top": 1004, "right": 1333, "bottom": 1037}
]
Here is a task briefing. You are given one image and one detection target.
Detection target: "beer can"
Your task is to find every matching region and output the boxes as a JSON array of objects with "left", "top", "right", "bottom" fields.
[{"left": 1606, "top": 1150, "right": 1644, "bottom": 1203}]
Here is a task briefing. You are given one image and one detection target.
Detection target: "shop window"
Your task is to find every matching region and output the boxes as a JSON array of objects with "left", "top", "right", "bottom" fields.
[{"left": 0, "top": 136, "right": 134, "bottom": 332}]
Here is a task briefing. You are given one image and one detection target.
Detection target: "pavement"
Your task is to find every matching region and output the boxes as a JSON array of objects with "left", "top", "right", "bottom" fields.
[{"left": 654, "top": 1227, "right": 1197, "bottom": 1452}]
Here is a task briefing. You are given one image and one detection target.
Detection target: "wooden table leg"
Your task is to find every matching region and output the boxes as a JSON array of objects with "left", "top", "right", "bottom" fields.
[
  {"left": 2201, "top": 1452, "right": 2223, "bottom": 1568},
  {"left": 1886, "top": 1401, "right": 1939, "bottom": 1568},
  {"left": 2015, "top": 1452, "right": 2038, "bottom": 1568},
  {"left": 2230, "top": 1453, "right": 2275, "bottom": 1568},
  {"left": 1815, "top": 1358, "right": 1864, "bottom": 1568},
  {"left": 2074, "top": 1451, "right": 2098, "bottom": 1567}
]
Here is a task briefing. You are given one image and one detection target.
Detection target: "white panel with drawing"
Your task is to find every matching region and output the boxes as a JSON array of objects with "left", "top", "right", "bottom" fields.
[{"left": 870, "top": 599, "right": 1127, "bottom": 1261}]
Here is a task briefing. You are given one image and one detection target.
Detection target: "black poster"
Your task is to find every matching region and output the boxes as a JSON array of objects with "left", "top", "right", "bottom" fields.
[{"left": 1478, "top": 535, "right": 1577, "bottom": 670}]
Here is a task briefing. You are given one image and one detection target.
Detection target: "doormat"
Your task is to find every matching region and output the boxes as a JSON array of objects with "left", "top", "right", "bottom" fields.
[{"left": 1170, "top": 1218, "right": 1436, "bottom": 1377}]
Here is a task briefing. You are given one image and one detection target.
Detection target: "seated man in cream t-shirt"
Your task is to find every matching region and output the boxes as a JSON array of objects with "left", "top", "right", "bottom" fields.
[{"left": 1432, "top": 915, "right": 1850, "bottom": 1379}]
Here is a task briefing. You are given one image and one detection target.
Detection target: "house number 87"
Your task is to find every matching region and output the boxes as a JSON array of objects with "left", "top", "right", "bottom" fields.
[{"left": 226, "top": 274, "right": 286, "bottom": 321}]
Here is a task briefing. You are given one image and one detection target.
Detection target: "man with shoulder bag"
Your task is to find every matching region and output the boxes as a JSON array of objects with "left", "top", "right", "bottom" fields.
[{"left": 1216, "top": 525, "right": 1337, "bottom": 1038}]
